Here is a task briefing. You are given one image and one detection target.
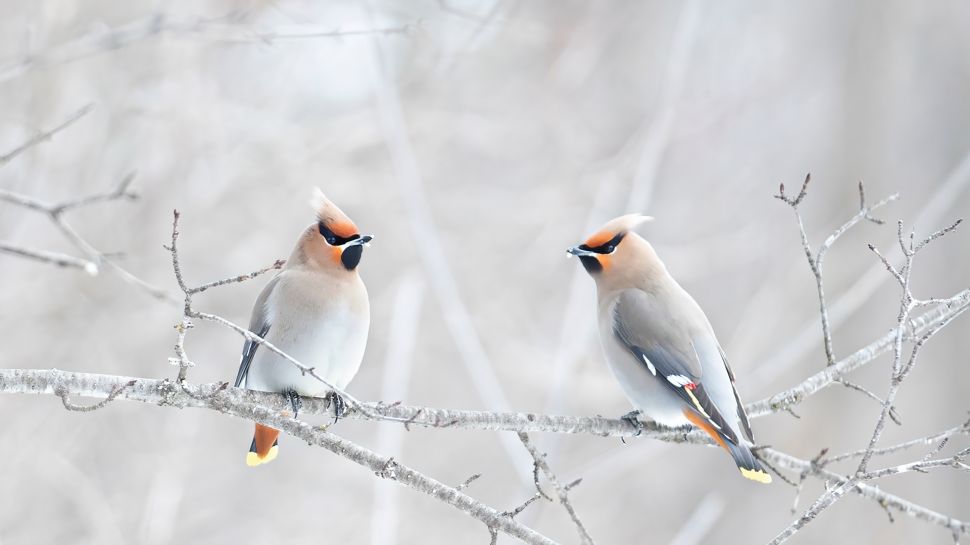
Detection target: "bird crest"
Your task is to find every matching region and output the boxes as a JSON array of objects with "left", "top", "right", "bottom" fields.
[
  {"left": 311, "top": 188, "right": 359, "bottom": 238},
  {"left": 584, "top": 214, "right": 653, "bottom": 247}
]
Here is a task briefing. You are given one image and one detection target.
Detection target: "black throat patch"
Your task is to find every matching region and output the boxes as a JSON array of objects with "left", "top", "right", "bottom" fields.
[
  {"left": 341, "top": 244, "right": 363, "bottom": 270},
  {"left": 578, "top": 255, "right": 602, "bottom": 274}
]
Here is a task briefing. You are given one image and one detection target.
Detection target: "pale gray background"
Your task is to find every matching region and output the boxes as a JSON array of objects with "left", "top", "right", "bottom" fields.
[{"left": 1, "top": 1, "right": 969, "bottom": 544}]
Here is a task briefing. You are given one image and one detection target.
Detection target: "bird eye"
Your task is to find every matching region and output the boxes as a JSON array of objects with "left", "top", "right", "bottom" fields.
[
  {"left": 605, "top": 244, "right": 616, "bottom": 253},
  {"left": 318, "top": 223, "right": 338, "bottom": 245}
]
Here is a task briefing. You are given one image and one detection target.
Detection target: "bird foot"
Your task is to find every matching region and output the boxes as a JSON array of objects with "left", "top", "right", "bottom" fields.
[
  {"left": 620, "top": 409, "right": 644, "bottom": 442},
  {"left": 283, "top": 388, "right": 302, "bottom": 418},
  {"left": 326, "top": 390, "right": 346, "bottom": 424}
]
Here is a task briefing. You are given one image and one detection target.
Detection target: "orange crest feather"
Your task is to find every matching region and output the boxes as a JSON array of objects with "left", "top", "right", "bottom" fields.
[{"left": 311, "top": 188, "right": 358, "bottom": 238}]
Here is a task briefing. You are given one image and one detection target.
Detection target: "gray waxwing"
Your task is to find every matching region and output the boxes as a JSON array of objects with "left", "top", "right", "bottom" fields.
[
  {"left": 567, "top": 214, "right": 770, "bottom": 483},
  {"left": 235, "top": 189, "right": 372, "bottom": 466}
]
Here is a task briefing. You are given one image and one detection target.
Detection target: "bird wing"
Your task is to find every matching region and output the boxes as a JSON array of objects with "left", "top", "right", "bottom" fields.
[
  {"left": 234, "top": 275, "right": 280, "bottom": 388},
  {"left": 611, "top": 288, "right": 740, "bottom": 445},
  {"left": 718, "top": 343, "right": 754, "bottom": 442}
]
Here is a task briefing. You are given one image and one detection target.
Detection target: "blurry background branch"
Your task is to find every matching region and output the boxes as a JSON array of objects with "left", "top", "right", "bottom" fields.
[
  {"left": 0, "top": 105, "right": 174, "bottom": 301},
  {"left": 0, "top": 103, "right": 94, "bottom": 165},
  {"left": 0, "top": 12, "right": 417, "bottom": 84}
]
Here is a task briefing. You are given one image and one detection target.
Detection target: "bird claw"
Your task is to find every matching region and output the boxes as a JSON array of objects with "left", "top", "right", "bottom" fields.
[
  {"left": 620, "top": 409, "right": 644, "bottom": 442},
  {"left": 326, "top": 390, "right": 346, "bottom": 424},
  {"left": 283, "top": 388, "right": 302, "bottom": 418}
]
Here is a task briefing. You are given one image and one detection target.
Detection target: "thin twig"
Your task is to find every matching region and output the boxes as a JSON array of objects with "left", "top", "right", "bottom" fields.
[
  {"left": 0, "top": 14, "right": 416, "bottom": 83},
  {"left": 747, "top": 289, "right": 970, "bottom": 418},
  {"left": 859, "top": 219, "right": 963, "bottom": 474},
  {"left": 55, "top": 380, "right": 135, "bottom": 412},
  {"left": 517, "top": 432, "right": 596, "bottom": 545},
  {"left": 775, "top": 175, "right": 898, "bottom": 366},
  {"left": 0, "top": 175, "right": 175, "bottom": 302},
  {"left": 835, "top": 377, "right": 902, "bottom": 425},
  {"left": 188, "top": 259, "right": 286, "bottom": 295},
  {"left": 456, "top": 474, "right": 482, "bottom": 492},
  {"left": 0, "top": 104, "right": 95, "bottom": 165},
  {"left": 0, "top": 242, "right": 98, "bottom": 274},
  {"left": 767, "top": 214, "right": 965, "bottom": 543},
  {"left": 768, "top": 480, "right": 856, "bottom": 545},
  {"left": 825, "top": 420, "right": 970, "bottom": 464}
]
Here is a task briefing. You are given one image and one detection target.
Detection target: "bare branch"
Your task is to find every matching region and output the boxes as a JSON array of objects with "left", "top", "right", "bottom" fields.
[
  {"left": 0, "top": 175, "right": 175, "bottom": 302},
  {"left": 825, "top": 419, "right": 970, "bottom": 464},
  {"left": 0, "top": 242, "right": 98, "bottom": 274},
  {"left": 189, "top": 259, "right": 286, "bottom": 295},
  {"left": 0, "top": 104, "right": 95, "bottom": 165},
  {"left": 56, "top": 380, "right": 135, "bottom": 412},
  {"left": 760, "top": 447, "right": 968, "bottom": 538},
  {"left": 456, "top": 474, "right": 483, "bottom": 492},
  {"left": 0, "top": 369, "right": 558, "bottom": 545},
  {"left": 517, "top": 432, "right": 595, "bottom": 545},
  {"left": 0, "top": 14, "right": 416, "bottom": 84},
  {"left": 775, "top": 173, "right": 812, "bottom": 207},
  {"left": 769, "top": 213, "right": 966, "bottom": 542},
  {"left": 2, "top": 368, "right": 965, "bottom": 539},
  {"left": 768, "top": 480, "right": 855, "bottom": 545},
  {"left": 861, "top": 454, "right": 970, "bottom": 480},
  {"left": 914, "top": 219, "right": 963, "bottom": 253},
  {"left": 775, "top": 175, "right": 898, "bottom": 366},
  {"left": 857, "top": 220, "right": 963, "bottom": 474},
  {"left": 747, "top": 289, "right": 970, "bottom": 417},
  {"left": 834, "top": 377, "right": 902, "bottom": 425}
]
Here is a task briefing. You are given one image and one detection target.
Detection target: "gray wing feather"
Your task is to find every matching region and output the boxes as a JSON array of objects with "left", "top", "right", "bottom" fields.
[
  {"left": 718, "top": 344, "right": 754, "bottom": 442},
  {"left": 234, "top": 276, "right": 279, "bottom": 388},
  {"left": 612, "top": 289, "right": 741, "bottom": 444}
]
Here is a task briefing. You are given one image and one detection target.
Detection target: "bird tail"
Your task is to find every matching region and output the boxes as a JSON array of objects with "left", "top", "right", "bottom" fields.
[
  {"left": 684, "top": 409, "right": 771, "bottom": 484},
  {"left": 246, "top": 423, "right": 280, "bottom": 467},
  {"left": 724, "top": 440, "right": 772, "bottom": 484}
]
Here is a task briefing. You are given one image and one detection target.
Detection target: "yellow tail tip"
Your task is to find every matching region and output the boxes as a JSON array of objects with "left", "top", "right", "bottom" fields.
[
  {"left": 740, "top": 467, "right": 772, "bottom": 484},
  {"left": 246, "top": 445, "right": 279, "bottom": 467}
]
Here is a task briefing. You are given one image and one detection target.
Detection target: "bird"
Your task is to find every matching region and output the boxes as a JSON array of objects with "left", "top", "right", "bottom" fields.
[
  {"left": 234, "top": 189, "right": 373, "bottom": 467},
  {"left": 567, "top": 214, "right": 771, "bottom": 483}
]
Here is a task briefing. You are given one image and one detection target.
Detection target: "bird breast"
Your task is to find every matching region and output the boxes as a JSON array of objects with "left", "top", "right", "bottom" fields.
[{"left": 248, "top": 270, "right": 370, "bottom": 396}]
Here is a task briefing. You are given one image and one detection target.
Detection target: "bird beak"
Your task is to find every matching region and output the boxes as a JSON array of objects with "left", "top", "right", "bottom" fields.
[
  {"left": 566, "top": 245, "right": 595, "bottom": 258},
  {"left": 350, "top": 234, "right": 374, "bottom": 247}
]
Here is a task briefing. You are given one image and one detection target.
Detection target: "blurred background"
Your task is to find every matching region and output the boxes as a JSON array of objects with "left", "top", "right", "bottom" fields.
[{"left": 1, "top": 1, "right": 969, "bottom": 543}]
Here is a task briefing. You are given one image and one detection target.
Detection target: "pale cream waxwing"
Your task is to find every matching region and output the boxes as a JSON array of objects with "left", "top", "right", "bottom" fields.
[
  {"left": 234, "top": 189, "right": 372, "bottom": 466},
  {"left": 567, "top": 214, "right": 771, "bottom": 483}
]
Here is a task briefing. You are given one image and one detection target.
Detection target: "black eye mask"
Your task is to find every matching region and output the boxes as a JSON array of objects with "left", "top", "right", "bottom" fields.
[
  {"left": 318, "top": 222, "right": 360, "bottom": 246},
  {"left": 579, "top": 232, "right": 625, "bottom": 255}
]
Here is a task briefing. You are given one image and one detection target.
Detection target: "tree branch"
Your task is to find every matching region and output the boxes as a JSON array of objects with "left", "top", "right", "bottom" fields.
[
  {"left": 0, "top": 103, "right": 95, "bottom": 165},
  {"left": 1, "top": 368, "right": 966, "bottom": 540},
  {"left": 0, "top": 170, "right": 174, "bottom": 302},
  {"left": 747, "top": 289, "right": 970, "bottom": 418},
  {"left": 0, "top": 241, "right": 99, "bottom": 274},
  {"left": 0, "top": 368, "right": 557, "bottom": 545},
  {"left": 517, "top": 432, "right": 595, "bottom": 545},
  {"left": 760, "top": 447, "right": 967, "bottom": 539},
  {"left": 765, "top": 194, "right": 965, "bottom": 542},
  {"left": 775, "top": 175, "right": 898, "bottom": 366},
  {"left": 0, "top": 13, "right": 416, "bottom": 84}
]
